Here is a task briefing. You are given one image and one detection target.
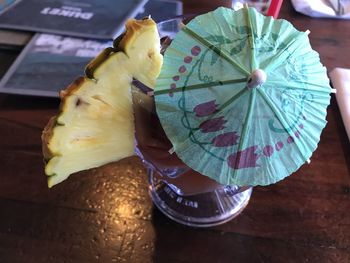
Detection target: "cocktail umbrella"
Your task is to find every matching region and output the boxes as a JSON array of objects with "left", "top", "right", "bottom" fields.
[{"left": 153, "top": 6, "right": 332, "bottom": 186}]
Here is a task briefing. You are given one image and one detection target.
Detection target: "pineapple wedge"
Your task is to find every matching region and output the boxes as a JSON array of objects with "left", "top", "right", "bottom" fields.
[{"left": 42, "top": 18, "right": 163, "bottom": 187}]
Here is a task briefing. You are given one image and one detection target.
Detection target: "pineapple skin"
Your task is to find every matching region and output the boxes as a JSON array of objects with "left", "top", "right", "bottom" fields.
[{"left": 42, "top": 18, "right": 163, "bottom": 188}]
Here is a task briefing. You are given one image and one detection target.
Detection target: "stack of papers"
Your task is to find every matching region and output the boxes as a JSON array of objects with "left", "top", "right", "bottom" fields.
[
  {"left": 0, "top": 0, "right": 148, "bottom": 39},
  {"left": 0, "top": 0, "right": 182, "bottom": 97}
]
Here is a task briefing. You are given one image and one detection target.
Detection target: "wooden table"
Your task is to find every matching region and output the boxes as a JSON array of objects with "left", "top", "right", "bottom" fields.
[{"left": 0, "top": 1, "right": 349, "bottom": 262}]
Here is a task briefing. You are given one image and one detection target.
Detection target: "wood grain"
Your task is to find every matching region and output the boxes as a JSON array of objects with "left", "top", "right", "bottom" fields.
[{"left": 0, "top": 1, "right": 349, "bottom": 262}]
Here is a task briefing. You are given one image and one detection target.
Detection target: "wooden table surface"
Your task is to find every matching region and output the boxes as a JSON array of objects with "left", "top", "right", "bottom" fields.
[{"left": 0, "top": 1, "right": 349, "bottom": 262}]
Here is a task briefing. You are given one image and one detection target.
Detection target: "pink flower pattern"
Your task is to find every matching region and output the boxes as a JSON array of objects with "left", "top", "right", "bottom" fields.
[
  {"left": 211, "top": 132, "right": 239, "bottom": 147},
  {"left": 193, "top": 100, "right": 218, "bottom": 117},
  {"left": 227, "top": 146, "right": 260, "bottom": 169},
  {"left": 199, "top": 116, "right": 226, "bottom": 133},
  {"left": 177, "top": 49, "right": 307, "bottom": 172}
]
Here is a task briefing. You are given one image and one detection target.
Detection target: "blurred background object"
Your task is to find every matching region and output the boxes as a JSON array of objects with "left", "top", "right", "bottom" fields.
[
  {"left": 330, "top": 68, "right": 350, "bottom": 140},
  {"left": 0, "top": 0, "right": 15, "bottom": 13},
  {"left": 291, "top": 0, "right": 350, "bottom": 19},
  {"left": 232, "top": 0, "right": 272, "bottom": 14}
]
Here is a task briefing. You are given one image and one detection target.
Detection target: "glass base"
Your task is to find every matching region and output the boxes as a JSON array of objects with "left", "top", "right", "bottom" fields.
[{"left": 148, "top": 169, "right": 253, "bottom": 227}]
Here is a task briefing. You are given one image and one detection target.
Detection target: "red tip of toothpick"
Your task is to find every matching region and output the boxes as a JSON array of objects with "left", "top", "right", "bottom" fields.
[{"left": 266, "top": 0, "right": 283, "bottom": 19}]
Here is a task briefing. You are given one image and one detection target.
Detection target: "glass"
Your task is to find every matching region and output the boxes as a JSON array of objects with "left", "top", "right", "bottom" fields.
[
  {"left": 133, "top": 18, "right": 253, "bottom": 227},
  {"left": 231, "top": 0, "right": 272, "bottom": 15}
]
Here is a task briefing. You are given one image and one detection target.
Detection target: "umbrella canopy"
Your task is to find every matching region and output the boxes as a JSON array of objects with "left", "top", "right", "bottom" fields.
[{"left": 154, "top": 6, "right": 331, "bottom": 186}]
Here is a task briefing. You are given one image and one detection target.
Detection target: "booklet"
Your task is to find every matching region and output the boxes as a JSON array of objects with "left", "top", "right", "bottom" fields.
[
  {"left": 0, "top": 33, "right": 112, "bottom": 97},
  {"left": 0, "top": 0, "right": 183, "bottom": 97},
  {"left": 0, "top": 0, "right": 148, "bottom": 39}
]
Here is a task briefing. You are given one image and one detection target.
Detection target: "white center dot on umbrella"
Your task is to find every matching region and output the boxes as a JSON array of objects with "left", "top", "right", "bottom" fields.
[{"left": 247, "top": 69, "right": 267, "bottom": 89}]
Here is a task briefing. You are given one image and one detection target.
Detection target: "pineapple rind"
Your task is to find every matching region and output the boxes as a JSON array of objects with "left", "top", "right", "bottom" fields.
[{"left": 42, "top": 18, "right": 163, "bottom": 187}]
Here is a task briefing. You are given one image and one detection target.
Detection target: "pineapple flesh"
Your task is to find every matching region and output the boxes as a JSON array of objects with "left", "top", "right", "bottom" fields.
[{"left": 42, "top": 18, "right": 163, "bottom": 187}]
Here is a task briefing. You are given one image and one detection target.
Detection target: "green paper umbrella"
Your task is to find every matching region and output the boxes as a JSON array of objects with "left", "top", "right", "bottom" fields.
[{"left": 154, "top": 6, "right": 331, "bottom": 186}]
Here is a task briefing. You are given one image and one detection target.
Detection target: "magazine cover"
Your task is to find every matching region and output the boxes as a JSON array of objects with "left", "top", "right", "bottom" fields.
[
  {"left": 0, "top": 0, "right": 148, "bottom": 39},
  {"left": 0, "top": 33, "right": 112, "bottom": 97},
  {"left": 0, "top": 0, "right": 183, "bottom": 97}
]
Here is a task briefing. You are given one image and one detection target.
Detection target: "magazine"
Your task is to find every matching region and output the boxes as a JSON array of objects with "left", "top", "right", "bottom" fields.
[
  {"left": 0, "top": 34, "right": 112, "bottom": 97},
  {"left": 0, "top": 0, "right": 147, "bottom": 39},
  {"left": 0, "top": 0, "right": 183, "bottom": 97}
]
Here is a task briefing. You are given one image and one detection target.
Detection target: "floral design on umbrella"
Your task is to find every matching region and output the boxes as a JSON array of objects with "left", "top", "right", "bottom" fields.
[
  {"left": 211, "top": 131, "right": 239, "bottom": 147},
  {"left": 154, "top": 7, "right": 331, "bottom": 186},
  {"left": 193, "top": 100, "right": 218, "bottom": 117}
]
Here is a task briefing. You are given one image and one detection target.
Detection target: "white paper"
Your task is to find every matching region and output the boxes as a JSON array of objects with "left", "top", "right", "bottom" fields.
[
  {"left": 330, "top": 68, "right": 350, "bottom": 140},
  {"left": 291, "top": 0, "right": 350, "bottom": 19}
]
